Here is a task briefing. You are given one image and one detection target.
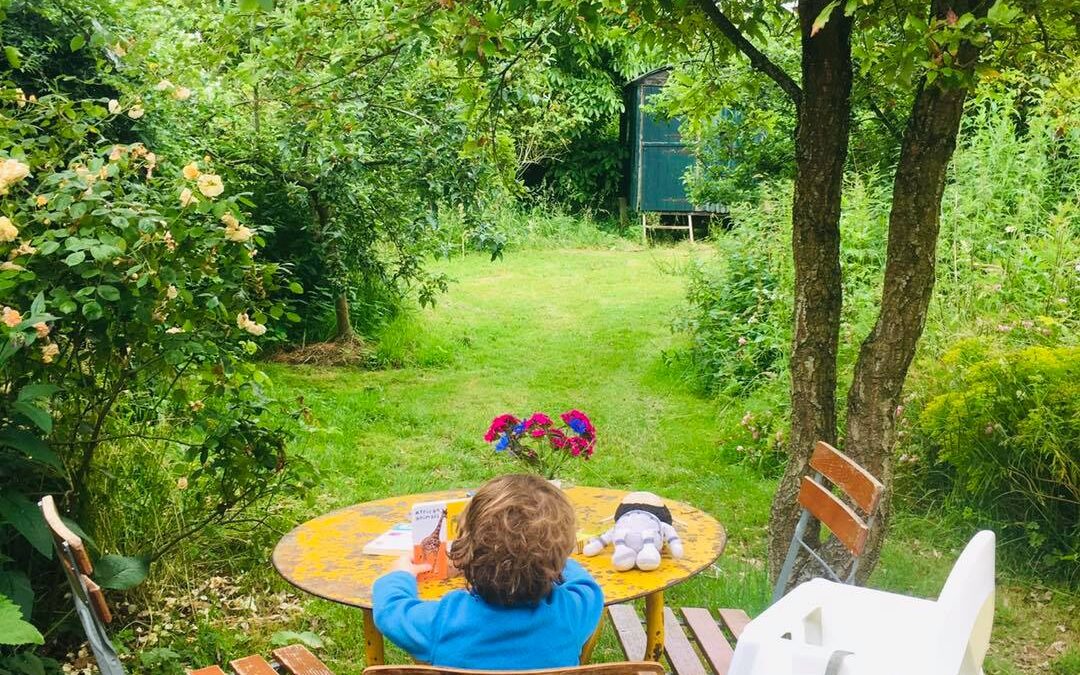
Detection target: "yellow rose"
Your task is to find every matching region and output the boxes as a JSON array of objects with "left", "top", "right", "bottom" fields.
[
  {"left": 224, "top": 224, "right": 253, "bottom": 243},
  {"left": 0, "top": 158, "right": 31, "bottom": 192},
  {"left": 197, "top": 173, "right": 224, "bottom": 198},
  {"left": 182, "top": 162, "right": 201, "bottom": 180},
  {"left": 11, "top": 241, "right": 36, "bottom": 257},
  {"left": 0, "top": 262, "right": 24, "bottom": 272},
  {"left": 35, "top": 195, "right": 47, "bottom": 207},
  {"left": 33, "top": 322, "right": 49, "bottom": 338},
  {"left": 172, "top": 87, "right": 192, "bottom": 101},
  {"left": 165, "top": 326, "right": 184, "bottom": 334},
  {"left": 221, "top": 213, "right": 239, "bottom": 228},
  {"left": 41, "top": 343, "right": 59, "bottom": 364},
  {"left": 155, "top": 79, "right": 174, "bottom": 91},
  {"left": 179, "top": 187, "right": 196, "bottom": 207},
  {"left": 108, "top": 99, "right": 121, "bottom": 114},
  {"left": 109, "top": 145, "right": 125, "bottom": 162},
  {"left": 128, "top": 104, "right": 145, "bottom": 119},
  {"left": 166, "top": 285, "right": 178, "bottom": 300},
  {"left": 0, "top": 217, "right": 18, "bottom": 243},
  {"left": 2, "top": 306, "right": 22, "bottom": 328},
  {"left": 177, "top": 476, "right": 189, "bottom": 490}
]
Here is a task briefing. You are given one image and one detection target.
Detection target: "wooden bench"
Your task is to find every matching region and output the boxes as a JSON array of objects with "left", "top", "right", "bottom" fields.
[
  {"left": 39, "top": 495, "right": 335, "bottom": 675},
  {"left": 607, "top": 441, "right": 883, "bottom": 675},
  {"left": 364, "top": 663, "right": 665, "bottom": 675},
  {"left": 608, "top": 605, "right": 749, "bottom": 675}
]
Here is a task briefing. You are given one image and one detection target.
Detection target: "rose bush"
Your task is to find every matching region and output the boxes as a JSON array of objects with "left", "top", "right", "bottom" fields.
[{"left": 0, "top": 78, "right": 309, "bottom": 659}]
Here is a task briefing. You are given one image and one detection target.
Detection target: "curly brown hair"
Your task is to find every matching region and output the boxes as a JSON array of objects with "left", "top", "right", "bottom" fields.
[{"left": 449, "top": 474, "right": 576, "bottom": 607}]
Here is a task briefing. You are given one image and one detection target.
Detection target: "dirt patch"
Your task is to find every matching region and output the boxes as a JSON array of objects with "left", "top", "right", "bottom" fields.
[{"left": 269, "top": 337, "right": 371, "bottom": 367}]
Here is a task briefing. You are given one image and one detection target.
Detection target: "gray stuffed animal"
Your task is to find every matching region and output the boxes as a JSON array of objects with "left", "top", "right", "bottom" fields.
[{"left": 582, "top": 491, "right": 684, "bottom": 571}]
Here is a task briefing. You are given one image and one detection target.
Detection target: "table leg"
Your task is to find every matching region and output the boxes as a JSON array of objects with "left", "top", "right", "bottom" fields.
[
  {"left": 644, "top": 590, "right": 665, "bottom": 662},
  {"left": 362, "top": 608, "right": 385, "bottom": 666},
  {"left": 579, "top": 613, "right": 605, "bottom": 664}
]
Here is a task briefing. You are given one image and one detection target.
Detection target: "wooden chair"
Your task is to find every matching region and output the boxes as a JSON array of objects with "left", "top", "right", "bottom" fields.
[
  {"left": 38, "top": 495, "right": 334, "bottom": 675},
  {"left": 364, "top": 663, "right": 665, "bottom": 675},
  {"left": 607, "top": 442, "right": 884, "bottom": 675}
]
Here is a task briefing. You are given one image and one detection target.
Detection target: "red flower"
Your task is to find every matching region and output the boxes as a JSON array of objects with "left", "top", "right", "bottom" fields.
[
  {"left": 525, "top": 412, "right": 553, "bottom": 437},
  {"left": 560, "top": 409, "right": 596, "bottom": 439},
  {"left": 484, "top": 414, "right": 520, "bottom": 442},
  {"left": 547, "top": 428, "right": 569, "bottom": 448}
]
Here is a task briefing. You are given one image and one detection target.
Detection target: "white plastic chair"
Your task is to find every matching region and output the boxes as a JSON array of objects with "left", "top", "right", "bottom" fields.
[{"left": 728, "top": 530, "right": 996, "bottom": 675}]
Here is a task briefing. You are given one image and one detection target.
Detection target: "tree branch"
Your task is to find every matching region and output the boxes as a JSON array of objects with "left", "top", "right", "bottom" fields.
[{"left": 693, "top": 0, "right": 803, "bottom": 107}]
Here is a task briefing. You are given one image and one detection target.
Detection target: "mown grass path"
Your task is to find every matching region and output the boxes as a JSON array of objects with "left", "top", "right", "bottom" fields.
[{"left": 269, "top": 247, "right": 1076, "bottom": 675}]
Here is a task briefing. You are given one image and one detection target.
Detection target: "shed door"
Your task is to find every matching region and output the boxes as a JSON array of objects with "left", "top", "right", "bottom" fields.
[{"left": 637, "top": 85, "right": 693, "bottom": 212}]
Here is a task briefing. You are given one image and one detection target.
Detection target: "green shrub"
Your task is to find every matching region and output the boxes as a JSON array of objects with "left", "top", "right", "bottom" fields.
[{"left": 913, "top": 340, "right": 1079, "bottom": 574}]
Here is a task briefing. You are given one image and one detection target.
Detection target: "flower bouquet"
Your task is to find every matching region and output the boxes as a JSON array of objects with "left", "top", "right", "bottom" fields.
[{"left": 484, "top": 410, "right": 596, "bottom": 479}]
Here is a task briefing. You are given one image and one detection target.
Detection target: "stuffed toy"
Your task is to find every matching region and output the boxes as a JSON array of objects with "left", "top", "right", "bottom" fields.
[{"left": 583, "top": 491, "right": 684, "bottom": 571}]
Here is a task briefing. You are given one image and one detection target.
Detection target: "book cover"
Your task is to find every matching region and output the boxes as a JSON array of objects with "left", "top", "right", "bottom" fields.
[
  {"left": 361, "top": 522, "right": 412, "bottom": 556},
  {"left": 411, "top": 498, "right": 469, "bottom": 581}
]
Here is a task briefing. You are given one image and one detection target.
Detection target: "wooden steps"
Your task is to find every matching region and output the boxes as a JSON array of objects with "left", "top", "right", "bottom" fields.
[
  {"left": 608, "top": 605, "right": 751, "bottom": 675},
  {"left": 187, "top": 645, "right": 332, "bottom": 675}
]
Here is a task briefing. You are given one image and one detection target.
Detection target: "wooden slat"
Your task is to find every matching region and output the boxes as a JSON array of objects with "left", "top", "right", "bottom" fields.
[
  {"left": 717, "top": 609, "right": 751, "bottom": 641},
  {"left": 39, "top": 495, "right": 93, "bottom": 574},
  {"left": 662, "top": 607, "right": 707, "bottom": 675},
  {"left": 188, "top": 667, "right": 228, "bottom": 675},
  {"left": 682, "top": 607, "right": 734, "bottom": 675},
  {"left": 363, "top": 663, "right": 665, "bottom": 675},
  {"left": 272, "top": 645, "right": 334, "bottom": 675},
  {"left": 608, "top": 604, "right": 647, "bottom": 661},
  {"left": 809, "top": 442, "right": 884, "bottom": 515},
  {"left": 81, "top": 575, "right": 112, "bottom": 623},
  {"left": 229, "top": 654, "right": 278, "bottom": 675},
  {"left": 798, "top": 476, "right": 870, "bottom": 555}
]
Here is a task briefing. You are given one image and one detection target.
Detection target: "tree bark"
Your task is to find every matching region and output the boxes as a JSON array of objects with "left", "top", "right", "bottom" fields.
[
  {"left": 835, "top": 0, "right": 985, "bottom": 581},
  {"left": 308, "top": 187, "right": 355, "bottom": 341},
  {"left": 767, "top": 0, "right": 853, "bottom": 584}
]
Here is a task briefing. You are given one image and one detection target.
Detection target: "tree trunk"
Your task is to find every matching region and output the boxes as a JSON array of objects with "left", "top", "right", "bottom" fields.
[
  {"left": 834, "top": 0, "right": 986, "bottom": 581},
  {"left": 767, "top": 0, "right": 853, "bottom": 584},
  {"left": 308, "top": 187, "right": 355, "bottom": 342},
  {"left": 334, "top": 291, "right": 353, "bottom": 341}
]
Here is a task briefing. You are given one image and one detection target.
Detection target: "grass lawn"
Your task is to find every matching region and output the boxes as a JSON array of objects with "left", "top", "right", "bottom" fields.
[{"left": 197, "top": 246, "right": 1076, "bottom": 675}]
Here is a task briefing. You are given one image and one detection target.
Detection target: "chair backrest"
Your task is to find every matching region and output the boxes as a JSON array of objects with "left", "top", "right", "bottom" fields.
[
  {"left": 364, "top": 662, "right": 665, "bottom": 675},
  {"left": 39, "top": 496, "right": 126, "bottom": 675},
  {"left": 933, "top": 530, "right": 996, "bottom": 675},
  {"left": 773, "top": 442, "right": 884, "bottom": 602}
]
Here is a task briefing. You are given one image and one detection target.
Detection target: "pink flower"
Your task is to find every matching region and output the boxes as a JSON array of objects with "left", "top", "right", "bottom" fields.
[
  {"left": 561, "top": 409, "right": 595, "bottom": 438},
  {"left": 567, "top": 436, "right": 588, "bottom": 457},
  {"left": 548, "top": 428, "right": 569, "bottom": 449},
  {"left": 484, "top": 414, "right": 520, "bottom": 442},
  {"left": 525, "top": 412, "right": 553, "bottom": 437}
]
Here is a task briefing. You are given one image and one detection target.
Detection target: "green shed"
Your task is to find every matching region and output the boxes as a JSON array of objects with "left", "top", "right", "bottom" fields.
[{"left": 623, "top": 67, "right": 720, "bottom": 241}]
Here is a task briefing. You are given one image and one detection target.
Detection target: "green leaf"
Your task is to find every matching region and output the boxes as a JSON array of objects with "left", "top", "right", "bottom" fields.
[
  {"left": 64, "top": 251, "right": 86, "bottom": 266},
  {"left": 4, "top": 46, "right": 22, "bottom": 69},
  {"left": 11, "top": 401, "right": 52, "bottom": 434},
  {"left": 0, "top": 570, "right": 33, "bottom": 620},
  {"left": 0, "top": 492, "right": 52, "bottom": 558},
  {"left": 82, "top": 301, "right": 103, "bottom": 320},
  {"left": 95, "top": 554, "right": 150, "bottom": 590},
  {"left": 986, "top": 0, "right": 1019, "bottom": 24},
  {"left": 811, "top": 1, "right": 840, "bottom": 36},
  {"left": 238, "top": 0, "right": 259, "bottom": 11},
  {"left": 69, "top": 34, "right": 86, "bottom": 52},
  {"left": 0, "top": 594, "right": 43, "bottom": 646},
  {"left": 16, "top": 385, "right": 58, "bottom": 403},
  {"left": 270, "top": 630, "right": 324, "bottom": 649},
  {"left": 37, "top": 241, "right": 60, "bottom": 256},
  {"left": 258, "top": 0, "right": 274, "bottom": 9},
  {"left": 97, "top": 285, "right": 120, "bottom": 301},
  {"left": 288, "top": 282, "right": 303, "bottom": 294},
  {"left": 0, "top": 429, "right": 61, "bottom": 469}
]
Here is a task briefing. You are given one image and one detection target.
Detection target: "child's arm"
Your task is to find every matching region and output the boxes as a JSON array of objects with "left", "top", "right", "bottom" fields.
[
  {"left": 555, "top": 559, "right": 605, "bottom": 642},
  {"left": 372, "top": 558, "right": 440, "bottom": 662}
]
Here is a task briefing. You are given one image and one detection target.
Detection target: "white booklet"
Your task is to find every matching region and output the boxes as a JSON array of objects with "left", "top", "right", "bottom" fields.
[{"left": 362, "top": 522, "right": 412, "bottom": 556}]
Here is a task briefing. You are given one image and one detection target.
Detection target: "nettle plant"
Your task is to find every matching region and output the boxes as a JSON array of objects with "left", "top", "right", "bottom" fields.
[{"left": 0, "top": 82, "right": 307, "bottom": 644}]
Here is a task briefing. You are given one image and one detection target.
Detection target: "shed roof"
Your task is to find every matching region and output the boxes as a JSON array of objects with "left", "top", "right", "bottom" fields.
[{"left": 624, "top": 66, "right": 673, "bottom": 88}]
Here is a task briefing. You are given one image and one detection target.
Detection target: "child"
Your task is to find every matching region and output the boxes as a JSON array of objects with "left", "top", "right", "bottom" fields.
[{"left": 373, "top": 474, "right": 604, "bottom": 669}]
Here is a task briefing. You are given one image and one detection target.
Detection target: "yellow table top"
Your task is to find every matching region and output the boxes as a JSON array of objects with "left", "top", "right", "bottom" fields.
[{"left": 273, "top": 485, "right": 727, "bottom": 609}]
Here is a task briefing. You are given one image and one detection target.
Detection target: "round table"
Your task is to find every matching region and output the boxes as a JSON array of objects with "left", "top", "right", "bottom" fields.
[{"left": 273, "top": 485, "right": 726, "bottom": 665}]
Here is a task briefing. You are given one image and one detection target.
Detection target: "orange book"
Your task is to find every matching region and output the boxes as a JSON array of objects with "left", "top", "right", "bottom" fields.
[{"left": 411, "top": 498, "right": 469, "bottom": 581}]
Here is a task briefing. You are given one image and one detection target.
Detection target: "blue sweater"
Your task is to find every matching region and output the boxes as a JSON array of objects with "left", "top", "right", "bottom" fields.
[{"left": 372, "top": 559, "right": 604, "bottom": 669}]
